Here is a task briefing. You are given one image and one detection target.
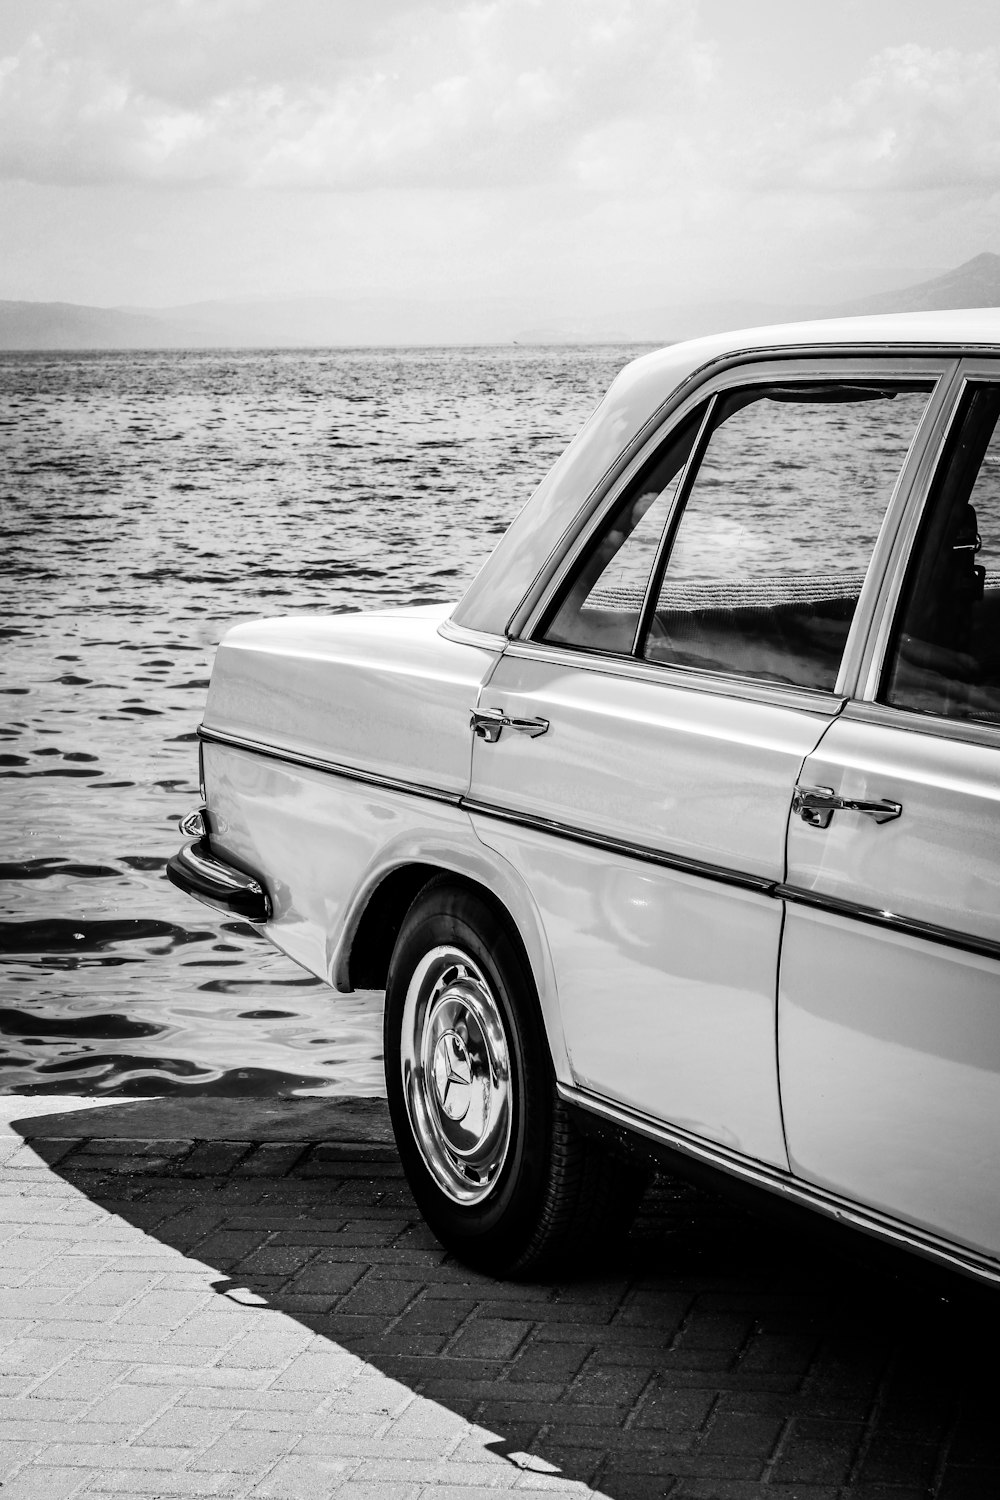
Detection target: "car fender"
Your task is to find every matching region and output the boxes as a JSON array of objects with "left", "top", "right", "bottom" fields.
[{"left": 330, "top": 822, "right": 571, "bottom": 1084}]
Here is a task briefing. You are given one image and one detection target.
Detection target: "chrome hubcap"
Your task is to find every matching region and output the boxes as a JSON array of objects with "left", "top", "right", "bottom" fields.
[{"left": 400, "top": 945, "right": 512, "bottom": 1205}]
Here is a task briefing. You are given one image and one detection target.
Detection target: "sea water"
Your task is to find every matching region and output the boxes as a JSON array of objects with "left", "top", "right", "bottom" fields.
[{"left": 0, "top": 344, "right": 640, "bottom": 1095}]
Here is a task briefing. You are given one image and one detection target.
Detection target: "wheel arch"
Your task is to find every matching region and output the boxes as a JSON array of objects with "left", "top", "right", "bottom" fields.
[{"left": 335, "top": 847, "right": 571, "bottom": 1082}]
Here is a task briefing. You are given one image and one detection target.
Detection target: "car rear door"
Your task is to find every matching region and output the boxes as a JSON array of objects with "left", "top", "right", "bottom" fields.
[
  {"left": 467, "top": 358, "right": 943, "bottom": 1170},
  {"left": 779, "top": 361, "right": 1000, "bottom": 1261}
]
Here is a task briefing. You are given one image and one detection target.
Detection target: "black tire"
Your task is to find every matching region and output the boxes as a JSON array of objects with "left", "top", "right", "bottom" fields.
[{"left": 383, "top": 876, "right": 647, "bottom": 1277}]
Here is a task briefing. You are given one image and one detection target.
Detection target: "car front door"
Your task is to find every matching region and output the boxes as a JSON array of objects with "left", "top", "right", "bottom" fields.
[
  {"left": 467, "top": 360, "right": 940, "bottom": 1170},
  {"left": 779, "top": 365, "right": 1000, "bottom": 1261}
]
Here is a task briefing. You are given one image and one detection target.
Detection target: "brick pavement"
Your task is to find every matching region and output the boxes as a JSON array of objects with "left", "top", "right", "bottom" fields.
[{"left": 1, "top": 1096, "right": 999, "bottom": 1499}]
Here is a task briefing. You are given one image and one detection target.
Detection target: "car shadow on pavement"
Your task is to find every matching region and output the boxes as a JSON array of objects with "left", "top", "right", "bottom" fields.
[{"left": 10, "top": 1097, "right": 1000, "bottom": 1499}]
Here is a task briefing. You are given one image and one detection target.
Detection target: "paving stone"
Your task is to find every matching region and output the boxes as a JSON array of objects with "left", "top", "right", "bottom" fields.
[
  {"left": 855, "top": 1434, "right": 942, "bottom": 1487},
  {"left": 18, "top": 1140, "right": 82, "bottom": 1169},
  {"left": 235, "top": 1143, "right": 311, "bottom": 1177},
  {"left": 133, "top": 1407, "right": 237, "bottom": 1448},
  {"left": 768, "top": 1415, "right": 865, "bottom": 1485},
  {"left": 242, "top": 1409, "right": 387, "bottom": 1436},
  {"left": 1, "top": 1398, "right": 90, "bottom": 1423},
  {"left": 276, "top": 1259, "right": 365, "bottom": 1296},
  {"left": 292, "top": 1431, "right": 455, "bottom": 1460},
  {"left": 221, "top": 1327, "right": 316, "bottom": 1369},
  {"left": 41, "top": 1322, "right": 152, "bottom": 1346},
  {"left": 701, "top": 1411, "right": 785, "bottom": 1458},
  {"left": 298, "top": 1159, "right": 402, "bottom": 1179},
  {"left": 0, "top": 1466, "right": 91, "bottom": 1499},
  {"left": 0, "top": 1439, "right": 47, "bottom": 1469},
  {"left": 737, "top": 1330, "right": 820, "bottom": 1379},
  {"left": 74, "top": 1140, "right": 193, "bottom": 1160},
  {"left": 230, "top": 1245, "right": 316, "bottom": 1276},
  {"left": 79, "top": 1383, "right": 180, "bottom": 1424},
  {"left": 2, "top": 1109, "right": 998, "bottom": 1499},
  {"left": 41, "top": 1442, "right": 193, "bottom": 1467},
  {"left": 248, "top": 1454, "right": 361, "bottom": 1497},
  {"left": 176, "top": 1387, "right": 322, "bottom": 1411},
  {"left": 115, "top": 1290, "right": 214, "bottom": 1326},
  {"left": 714, "top": 1488, "right": 848, "bottom": 1500},
  {"left": 130, "top": 1364, "right": 278, "bottom": 1389},
  {"left": 3, "top": 1337, "right": 80, "bottom": 1375},
  {"left": 564, "top": 1355, "right": 652, "bottom": 1408},
  {"left": 0, "top": 1239, "right": 60, "bottom": 1274},
  {"left": 631, "top": 1386, "right": 716, "bottom": 1433},
  {"left": 187, "top": 1429, "right": 297, "bottom": 1470},
  {"left": 89, "top": 1473, "right": 244, "bottom": 1494},
  {"left": 193, "top": 1232, "right": 271, "bottom": 1266},
  {"left": 29, "top": 1358, "right": 132, "bottom": 1401},
  {"left": 0, "top": 1420, "right": 131, "bottom": 1445},
  {"left": 336, "top": 1276, "right": 423, "bottom": 1316},
  {"left": 162, "top": 1309, "right": 249, "bottom": 1347},
  {"left": 445, "top": 1316, "right": 532, "bottom": 1361},
  {"left": 267, "top": 1348, "right": 364, "bottom": 1390},
  {"left": 75, "top": 1271, "right": 162, "bottom": 1305}
]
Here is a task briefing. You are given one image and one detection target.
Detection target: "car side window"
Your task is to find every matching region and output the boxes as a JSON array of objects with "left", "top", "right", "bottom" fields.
[
  {"left": 542, "top": 410, "right": 701, "bottom": 654},
  {"left": 640, "top": 384, "right": 932, "bottom": 691},
  {"left": 541, "top": 381, "right": 932, "bottom": 690},
  {"left": 881, "top": 383, "right": 1000, "bottom": 725}
]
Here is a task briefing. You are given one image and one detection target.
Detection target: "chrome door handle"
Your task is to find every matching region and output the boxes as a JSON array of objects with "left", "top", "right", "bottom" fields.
[
  {"left": 471, "top": 707, "right": 549, "bottom": 743},
  {"left": 792, "top": 785, "right": 902, "bottom": 829}
]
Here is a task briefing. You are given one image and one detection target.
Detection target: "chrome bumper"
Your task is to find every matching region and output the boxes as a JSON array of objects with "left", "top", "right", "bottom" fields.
[{"left": 166, "top": 808, "right": 271, "bottom": 924}]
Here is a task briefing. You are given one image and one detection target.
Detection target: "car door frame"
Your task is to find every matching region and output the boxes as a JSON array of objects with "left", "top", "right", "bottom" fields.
[
  {"left": 469, "top": 349, "right": 962, "bottom": 1174},
  {"left": 774, "top": 354, "right": 1000, "bottom": 1265}
]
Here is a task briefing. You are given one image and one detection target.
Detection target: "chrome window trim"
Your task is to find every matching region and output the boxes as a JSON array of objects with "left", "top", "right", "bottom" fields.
[
  {"left": 437, "top": 616, "right": 507, "bottom": 652},
  {"left": 831, "top": 365, "right": 956, "bottom": 698},
  {"left": 517, "top": 355, "right": 951, "bottom": 700},
  {"left": 503, "top": 343, "right": 997, "bottom": 642},
  {"left": 516, "top": 388, "right": 714, "bottom": 644},
  {"left": 630, "top": 394, "right": 719, "bottom": 656},
  {"left": 559, "top": 1082, "right": 1000, "bottom": 1288},
  {"left": 198, "top": 725, "right": 464, "bottom": 807},
  {"left": 842, "top": 698, "right": 1000, "bottom": 750},
  {"left": 857, "top": 360, "right": 969, "bottom": 701},
  {"left": 502, "top": 636, "right": 845, "bottom": 718}
]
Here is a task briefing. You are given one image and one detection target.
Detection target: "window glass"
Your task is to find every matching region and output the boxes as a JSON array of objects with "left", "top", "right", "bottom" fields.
[
  {"left": 542, "top": 411, "right": 700, "bottom": 654},
  {"left": 642, "top": 384, "right": 931, "bottom": 690},
  {"left": 882, "top": 384, "right": 1000, "bottom": 725}
]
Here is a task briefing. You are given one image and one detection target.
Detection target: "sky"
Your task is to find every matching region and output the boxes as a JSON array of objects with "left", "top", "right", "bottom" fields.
[{"left": 0, "top": 0, "right": 998, "bottom": 322}]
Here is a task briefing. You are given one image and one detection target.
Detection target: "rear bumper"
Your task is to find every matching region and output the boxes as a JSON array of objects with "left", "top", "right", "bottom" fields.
[{"left": 167, "top": 811, "right": 271, "bottom": 923}]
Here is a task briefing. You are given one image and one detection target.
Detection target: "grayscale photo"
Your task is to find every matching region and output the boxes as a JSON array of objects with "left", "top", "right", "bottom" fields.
[{"left": 2, "top": 1, "right": 1000, "bottom": 1494}]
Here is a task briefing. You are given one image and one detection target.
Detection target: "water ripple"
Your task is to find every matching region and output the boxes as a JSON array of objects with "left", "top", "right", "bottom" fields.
[{"left": 0, "top": 343, "right": 643, "bottom": 1095}]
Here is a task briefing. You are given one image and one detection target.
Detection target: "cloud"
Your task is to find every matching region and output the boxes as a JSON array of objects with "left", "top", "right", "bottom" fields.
[
  {"left": 753, "top": 44, "right": 1000, "bottom": 194},
  {"left": 0, "top": 0, "right": 714, "bottom": 189}
]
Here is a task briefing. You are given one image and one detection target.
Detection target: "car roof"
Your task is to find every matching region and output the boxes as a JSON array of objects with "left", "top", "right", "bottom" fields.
[
  {"left": 621, "top": 307, "right": 1000, "bottom": 390},
  {"left": 451, "top": 309, "right": 1000, "bottom": 639}
]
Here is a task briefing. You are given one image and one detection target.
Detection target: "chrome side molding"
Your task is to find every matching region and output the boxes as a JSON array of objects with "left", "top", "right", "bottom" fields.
[
  {"left": 198, "top": 724, "right": 463, "bottom": 807},
  {"left": 559, "top": 1082, "right": 1000, "bottom": 1289}
]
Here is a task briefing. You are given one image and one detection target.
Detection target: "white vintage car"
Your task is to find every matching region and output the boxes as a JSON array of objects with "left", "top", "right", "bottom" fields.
[{"left": 169, "top": 311, "right": 1000, "bottom": 1284}]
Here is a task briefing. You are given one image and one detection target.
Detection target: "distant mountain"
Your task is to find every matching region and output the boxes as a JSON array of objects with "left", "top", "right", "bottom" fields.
[
  {"left": 0, "top": 293, "right": 536, "bottom": 349},
  {"left": 613, "top": 255, "right": 1000, "bottom": 344},
  {"left": 1, "top": 253, "right": 997, "bottom": 350},
  {"left": 0, "top": 300, "right": 206, "bottom": 350},
  {"left": 831, "top": 252, "right": 1000, "bottom": 317}
]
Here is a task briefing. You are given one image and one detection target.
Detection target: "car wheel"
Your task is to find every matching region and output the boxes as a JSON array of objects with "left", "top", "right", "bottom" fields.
[{"left": 383, "top": 877, "right": 647, "bottom": 1277}]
